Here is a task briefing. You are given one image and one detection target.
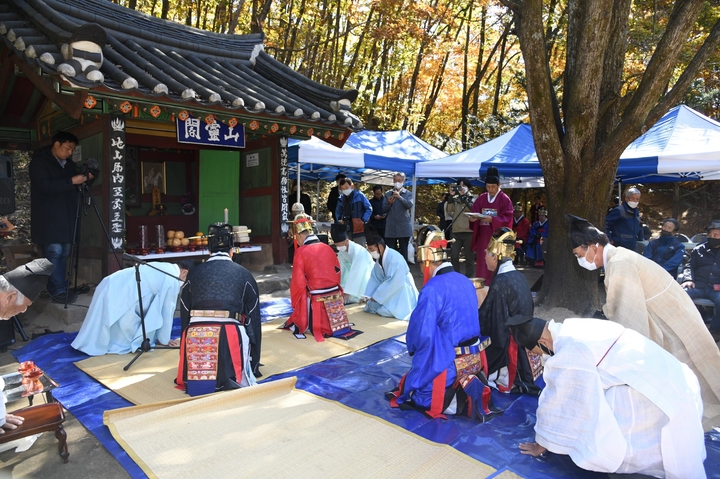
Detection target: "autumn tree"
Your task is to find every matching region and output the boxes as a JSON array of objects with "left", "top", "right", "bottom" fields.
[{"left": 499, "top": 0, "right": 720, "bottom": 312}]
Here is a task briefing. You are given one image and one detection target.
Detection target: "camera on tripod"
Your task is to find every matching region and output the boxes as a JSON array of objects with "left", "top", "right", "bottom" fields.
[{"left": 78, "top": 158, "right": 100, "bottom": 186}]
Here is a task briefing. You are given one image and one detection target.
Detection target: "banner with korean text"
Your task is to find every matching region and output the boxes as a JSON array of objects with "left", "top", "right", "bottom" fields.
[
  {"left": 279, "top": 136, "right": 290, "bottom": 237},
  {"left": 109, "top": 114, "right": 126, "bottom": 251},
  {"left": 176, "top": 114, "right": 246, "bottom": 148}
]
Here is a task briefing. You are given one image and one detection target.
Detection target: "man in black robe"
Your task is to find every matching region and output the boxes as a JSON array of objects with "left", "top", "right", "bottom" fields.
[
  {"left": 479, "top": 227, "right": 541, "bottom": 395},
  {"left": 177, "top": 223, "right": 261, "bottom": 396}
]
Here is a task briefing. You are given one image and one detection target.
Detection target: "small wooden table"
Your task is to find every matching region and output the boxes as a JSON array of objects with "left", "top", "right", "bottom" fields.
[{"left": 0, "top": 403, "right": 68, "bottom": 463}]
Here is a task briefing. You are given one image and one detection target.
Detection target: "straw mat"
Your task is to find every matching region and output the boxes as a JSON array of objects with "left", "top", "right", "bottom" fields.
[
  {"left": 104, "top": 377, "right": 497, "bottom": 479},
  {"left": 75, "top": 308, "right": 408, "bottom": 405}
]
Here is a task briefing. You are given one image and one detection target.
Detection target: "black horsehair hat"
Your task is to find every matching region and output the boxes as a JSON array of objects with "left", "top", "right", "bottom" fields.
[
  {"left": 208, "top": 223, "right": 234, "bottom": 253},
  {"left": 330, "top": 223, "right": 347, "bottom": 243},
  {"left": 4, "top": 258, "right": 54, "bottom": 302},
  {"left": 364, "top": 224, "right": 384, "bottom": 246},
  {"left": 505, "top": 315, "right": 547, "bottom": 350},
  {"left": 566, "top": 214, "right": 604, "bottom": 249},
  {"left": 483, "top": 166, "right": 500, "bottom": 185}
]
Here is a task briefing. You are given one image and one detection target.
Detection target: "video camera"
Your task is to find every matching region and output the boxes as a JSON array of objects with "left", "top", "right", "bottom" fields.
[{"left": 78, "top": 158, "right": 99, "bottom": 186}]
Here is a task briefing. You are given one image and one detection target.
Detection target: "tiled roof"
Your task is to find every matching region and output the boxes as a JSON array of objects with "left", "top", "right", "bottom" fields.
[{"left": 0, "top": 0, "right": 362, "bottom": 129}]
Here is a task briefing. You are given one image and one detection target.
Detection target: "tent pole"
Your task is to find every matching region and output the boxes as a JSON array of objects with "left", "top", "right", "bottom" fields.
[
  {"left": 316, "top": 180, "right": 320, "bottom": 221},
  {"left": 410, "top": 174, "right": 418, "bottom": 228}
]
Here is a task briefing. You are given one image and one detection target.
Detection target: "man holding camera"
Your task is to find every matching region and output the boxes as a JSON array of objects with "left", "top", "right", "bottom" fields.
[
  {"left": 29, "top": 131, "right": 93, "bottom": 303},
  {"left": 444, "top": 178, "right": 476, "bottom": 277}
]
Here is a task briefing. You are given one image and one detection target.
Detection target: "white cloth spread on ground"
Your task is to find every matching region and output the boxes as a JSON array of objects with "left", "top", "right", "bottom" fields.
[{"left": 535, "top": 318, "right": 706, "bottom": 479}]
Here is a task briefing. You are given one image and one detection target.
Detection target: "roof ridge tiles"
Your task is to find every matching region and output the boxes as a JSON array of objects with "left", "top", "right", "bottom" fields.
[{"left": 45, "top": 0, "right": 262, "bottom": 61}]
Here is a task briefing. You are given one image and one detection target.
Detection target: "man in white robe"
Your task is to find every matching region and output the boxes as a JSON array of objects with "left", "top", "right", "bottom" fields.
[
  {"left": 567, "top": 214, "right": 720, "bottom": 431},
  {"left": 72, "top": 261, "right": 192, "bottom": 355},
  {"left": 510, "top": 316, "right": 706, "bottom": 479},
  {"left": 362, "top": 224, "right": 418, "bottom": 320},
  {"left": 331, "top": 224, "right": 373, "bottom": 304}
]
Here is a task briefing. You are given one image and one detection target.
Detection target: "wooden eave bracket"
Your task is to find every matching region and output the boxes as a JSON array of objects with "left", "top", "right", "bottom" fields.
[{"left": 11, "top": 54, "right": 87, "bottom": 120}]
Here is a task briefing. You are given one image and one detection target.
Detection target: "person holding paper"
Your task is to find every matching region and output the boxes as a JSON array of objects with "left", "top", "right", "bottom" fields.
[{"left": 469, "top": 167, "right": 513, "bottom": 284}]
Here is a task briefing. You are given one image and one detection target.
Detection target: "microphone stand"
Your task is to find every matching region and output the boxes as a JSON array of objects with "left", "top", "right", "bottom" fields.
[{"left": 122, "top": 253, "right": 185, "bottom": 371}]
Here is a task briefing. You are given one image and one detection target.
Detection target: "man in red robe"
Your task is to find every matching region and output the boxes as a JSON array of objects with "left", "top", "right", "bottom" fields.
[
  {"left": 284, "top": 215, "right": 358, "bottom": 341},
  {"left": 470, "top": 166, "right": 514, "bottom": 284}
]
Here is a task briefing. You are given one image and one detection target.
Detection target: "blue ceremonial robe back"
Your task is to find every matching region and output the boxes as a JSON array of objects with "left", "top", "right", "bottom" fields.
[
  {"left": 72, "top": 263, "right": 182, "bottom": 355},
  {"left": 400, "top": 268, "right": 480, "bottom": 408}
]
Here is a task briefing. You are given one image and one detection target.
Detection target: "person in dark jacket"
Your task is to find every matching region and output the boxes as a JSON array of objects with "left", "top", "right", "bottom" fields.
[
  {"left": 436, "top": 192, "right": 449, "bottom": 233},
  {"left": 383, "top": 172, "right": 414, "bottom": 262},
  {"left": 604, "top": 186, "right": 644, "bottom": 251},
  {"left": 643, "top": 218, "right": 684, "bottom": 279},
  {"left": 326, "top": 173, "right": 345, "bottom": 221},
  {"left": 29, "top": 131, "right": 91, "bottom": 303},
  {"left": 683, "top": 220, "right": 720, "bottom": 341},
  {"left": 368, "top": 185, "right": 387, "bottom": 239},
  {"left": 287, "top": 180, "right": 312, "bottom": 217},
  {"left": 335, "top": 178, "right": 372, "bottom": 247}
]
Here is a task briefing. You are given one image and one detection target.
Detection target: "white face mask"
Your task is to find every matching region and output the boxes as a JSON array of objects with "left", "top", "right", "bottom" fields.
[
  {"left": 627, "top": 201, "right": 639, "bottom": 209},
  {"left": 577, "top": 245, "right": 599, "bottom": 271},
  {"left": 369, "top": 250, "right": 380, "bottom": 260},
  {"left": 336, "top": 244, "right": 348, "bottom": 253},
  {"left": 394, "top": 182, "right": 403, "bottom": 190},
  {"left": 341, "top": 188, "right": 352, "bottom": 196},
  {"left": 460, "top": 186, "right": 468, "bottom": 195},
  {"left": 540, "top": 354, "right": 551, "bottom": 366}
]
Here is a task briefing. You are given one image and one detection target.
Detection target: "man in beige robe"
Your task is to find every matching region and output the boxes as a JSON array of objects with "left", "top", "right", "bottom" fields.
[{"left": 568, "top": 214, "right": 720, "bottom": 431}]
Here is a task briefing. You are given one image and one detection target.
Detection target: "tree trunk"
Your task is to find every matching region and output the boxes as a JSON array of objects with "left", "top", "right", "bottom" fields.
[
  {"left": 161, "top": 0, "right": 170, "bottom": 20},
  {"left": 502, "top": 0, "right": 720, "bottom": 313}
]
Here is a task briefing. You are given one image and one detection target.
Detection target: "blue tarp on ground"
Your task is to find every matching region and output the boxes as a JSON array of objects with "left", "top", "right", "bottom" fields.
[{"left": 10, "top": 325, "right": 720, "bottom": 478}]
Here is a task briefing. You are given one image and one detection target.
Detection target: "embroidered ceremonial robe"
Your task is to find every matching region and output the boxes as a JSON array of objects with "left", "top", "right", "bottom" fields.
[
  {"left": 479, "top": 262, "right": 539, "bottom": 394},
  {"left": 72, "top": 262, "right": 181, "bottom": 355},
  {"left": 526, "top": 219, "right": 548, "bottom": 262},
  {"left": 602, "top": 244, "right": 720, "bottom": 430},
  {"left": 364, "top": 247, "right": 418, "bottom": 321},
  {"left": 399, "top": 266, "right": 481, "bottom": 408},
  {"left": 338, "top": 240, "right": 374, "bottom": 303},
  {"left": 287, "top": 235, "right": 344, "bottom": 341},
  {"left": 536, "top": 319, "right": 705, "bottom": 478},
  {"left": 470, "top": 190, "right": 513, "bottom": 283}
]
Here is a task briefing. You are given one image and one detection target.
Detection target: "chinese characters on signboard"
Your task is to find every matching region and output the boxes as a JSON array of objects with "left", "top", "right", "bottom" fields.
[
  {"left": 279, "top": 136, "right": 290, "bottom": 237},
  {"left": 176, "top": 115, "right": 246, "bottom": 148},
  {"left": 109, "top": 114, "right": 125, "bottom": 251}
]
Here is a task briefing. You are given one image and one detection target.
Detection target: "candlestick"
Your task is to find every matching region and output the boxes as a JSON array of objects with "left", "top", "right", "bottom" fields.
[{"left": 224, "top": 208, "right": 229, "bottom": 224}]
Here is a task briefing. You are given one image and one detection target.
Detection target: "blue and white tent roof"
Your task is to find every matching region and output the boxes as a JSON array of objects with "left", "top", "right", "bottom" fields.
[{"left": 289, "top": 130, "right": 447, "bottom": 184}]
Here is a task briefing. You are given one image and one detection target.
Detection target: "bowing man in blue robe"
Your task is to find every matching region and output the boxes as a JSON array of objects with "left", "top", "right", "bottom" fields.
[
  {"left": 362, "top": 224, "right": 418, "bottom": 320},
  {"left": 387, "top": 226, "right": 497, "bottom": 420},
  {"left": 72, "top": 260, "right": 193, "bottom": 355}
]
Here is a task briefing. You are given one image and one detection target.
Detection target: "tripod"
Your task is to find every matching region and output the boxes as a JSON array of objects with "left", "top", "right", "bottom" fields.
[
  {"left": 64, "top": 183, "right": 122, "bottom": 309},
  {"left": 122, "top": 254, "right": 184, "bottom": 371}
]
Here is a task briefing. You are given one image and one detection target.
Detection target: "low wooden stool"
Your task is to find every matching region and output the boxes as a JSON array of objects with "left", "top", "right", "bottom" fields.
[{"left": 0, "top": 403, "right": 68, "bottom": 463}]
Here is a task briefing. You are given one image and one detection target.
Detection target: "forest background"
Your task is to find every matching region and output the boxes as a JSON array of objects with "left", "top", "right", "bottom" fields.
[{"left": 98, "top": 0, "right": 720, "bottom": 229}]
